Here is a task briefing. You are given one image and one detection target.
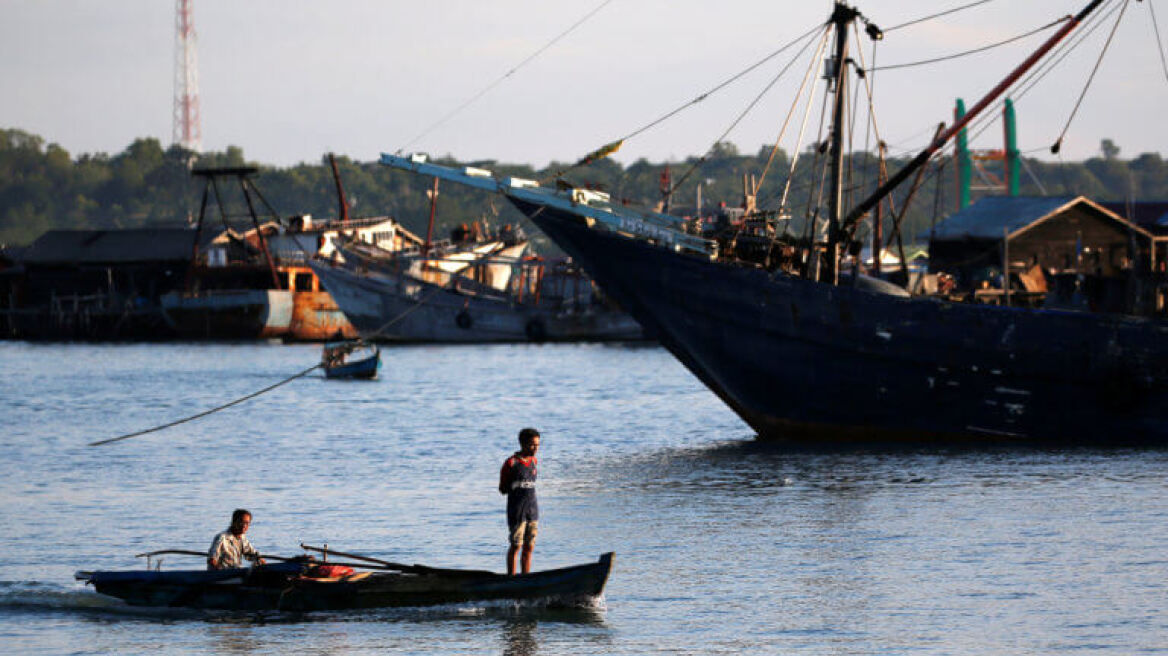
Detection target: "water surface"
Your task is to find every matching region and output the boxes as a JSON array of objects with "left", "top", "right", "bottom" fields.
[{"left": 1, "top": 342, "right": 1166, "bottom": 654}]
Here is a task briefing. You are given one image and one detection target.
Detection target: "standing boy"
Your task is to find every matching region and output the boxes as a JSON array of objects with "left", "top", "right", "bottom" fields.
[{"left": 499, "top": 427, "right": 540, "bottom": 574}]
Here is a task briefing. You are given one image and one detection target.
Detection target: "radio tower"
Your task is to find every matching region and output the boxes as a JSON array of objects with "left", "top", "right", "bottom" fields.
[{"left": 173, "top": 0, "right": 202, "bottom": 152}]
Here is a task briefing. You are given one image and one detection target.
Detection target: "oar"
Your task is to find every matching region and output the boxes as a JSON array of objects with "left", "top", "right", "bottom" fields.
[
  {"left": 299, "top": 543, "right": 497, "bottom": 577},
  {"left": 134, "top": 549, "right": 291, "bottom": 562},
  {"left": 300, "top": 543, "right": 409, "bottom": 569},
  {"left": 135, "top": 549, "right": 207, "bottom": 559}
]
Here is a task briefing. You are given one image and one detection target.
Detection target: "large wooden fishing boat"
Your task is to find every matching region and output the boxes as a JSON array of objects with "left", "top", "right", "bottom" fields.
[
  {"left": 76, "top": 549, "right": 614, "bottom": 611},
  {"left": 380, "top": 0, "right": 1168, "bottom": 445}
]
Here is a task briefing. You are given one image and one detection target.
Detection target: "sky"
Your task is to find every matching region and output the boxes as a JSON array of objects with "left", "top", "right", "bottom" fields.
[{"left": 2, "top": 0, "right": 1167, "bottom": 168}]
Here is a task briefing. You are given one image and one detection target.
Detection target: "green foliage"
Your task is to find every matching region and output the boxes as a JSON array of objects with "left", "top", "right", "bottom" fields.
[{"left": 1, "top": 128, "right": 1164, "bottom": 253}]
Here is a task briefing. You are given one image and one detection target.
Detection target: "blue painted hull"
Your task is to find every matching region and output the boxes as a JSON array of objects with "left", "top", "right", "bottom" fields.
[
  {"left": 324, "top": 348, "right": 381, "bottom": 379},
  {"left": 517, "top": 200, "right": 1168, "bottom": 445}
]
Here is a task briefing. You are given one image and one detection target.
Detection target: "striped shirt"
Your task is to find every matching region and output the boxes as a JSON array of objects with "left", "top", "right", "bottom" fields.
[{"left": 207, "top": 530, "right": 258, "bottom": 570}]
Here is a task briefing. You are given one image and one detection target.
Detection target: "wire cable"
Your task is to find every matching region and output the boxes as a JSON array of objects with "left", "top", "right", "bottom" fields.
[
  {"left": 666, "top": 26, "right": 829, "bottom": 198},
  {"left": 948, "top": 0, "right": 1121, "bottom": 154},
  {"left": 396, "top": 0, "right": 617, "bottom": 153},
  {"left": 758, "top": 28, "right": 831, "bottom": 190},
  {"left": 884, "top": 0, "right": 996, "bottom": 33},
  {"left": 616, "top": 23, "right": 826, "bottom": 146},
  {"left": 1053, "top": 0, "right": 1130, "bottom": 152},
  {"left": 1148, "top": 0, "right": 1168, "bottom": 87},
  {"left": 90, "top": 364, "right": 322, "bottom": 446},
  {"left": 871, "top": 18, "right": 1067, "bottom": 72}
]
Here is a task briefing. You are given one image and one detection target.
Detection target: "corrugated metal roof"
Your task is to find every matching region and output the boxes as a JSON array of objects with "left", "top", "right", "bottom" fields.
[
  {"left": 20, "top": 228, "right": 221, "bottom": 265},
  {"left": 928, "top": 196, "right": 1080, "bottom": 241}
]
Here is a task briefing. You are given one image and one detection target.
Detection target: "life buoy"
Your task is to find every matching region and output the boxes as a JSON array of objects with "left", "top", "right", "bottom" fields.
[
  {"left": 525, "top": 317, "right": 547, "bottom": 342},
  {"left": 455, "top": 310, "right": 473, "bottom": 329}
]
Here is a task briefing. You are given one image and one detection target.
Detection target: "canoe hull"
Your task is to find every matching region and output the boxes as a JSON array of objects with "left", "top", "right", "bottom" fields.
[
  {"left": 324, "top": 349, "right": 381, "bottom": 379},
  {"left": 81, "top": 553, "right": 613, "bottom": 611}
]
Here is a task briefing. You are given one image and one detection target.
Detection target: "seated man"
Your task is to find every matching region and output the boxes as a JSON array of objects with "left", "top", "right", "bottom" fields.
[{"left": 207, "top": 508, "right": 265, "bottom": 570}]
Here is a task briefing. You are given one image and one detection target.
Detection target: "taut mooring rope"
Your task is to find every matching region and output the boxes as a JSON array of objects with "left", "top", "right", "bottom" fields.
[{"left": 89, "top": 364, "right": 323, "bottom": 447}]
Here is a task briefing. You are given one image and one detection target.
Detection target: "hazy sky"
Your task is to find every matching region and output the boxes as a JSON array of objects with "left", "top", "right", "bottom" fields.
[{"left": 2, "top": 0, "right": 1166, "bottom": 167}]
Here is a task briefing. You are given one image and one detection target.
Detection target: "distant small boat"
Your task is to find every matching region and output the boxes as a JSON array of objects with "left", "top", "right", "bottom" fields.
[
  {"left": 322, "top": 341, "right": 381, "bottom": 379},
  {"left": 76, "top": 552, "right": 614, "bottom": 611}
]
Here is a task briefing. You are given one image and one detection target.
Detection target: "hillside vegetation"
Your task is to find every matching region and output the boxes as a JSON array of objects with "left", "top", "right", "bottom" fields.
[{"left": 3, "top": 128, "right": 1165, "bottom": 251}]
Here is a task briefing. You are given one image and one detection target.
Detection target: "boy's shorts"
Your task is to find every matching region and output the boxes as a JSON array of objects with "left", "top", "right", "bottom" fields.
[{"left": 509, "top": 519, "right": 538, "bottom": 547}]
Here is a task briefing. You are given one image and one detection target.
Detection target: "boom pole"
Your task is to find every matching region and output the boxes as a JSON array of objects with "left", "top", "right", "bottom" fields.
[{"left": 838, "top": 0, "right": 1106, "bottom": 244}]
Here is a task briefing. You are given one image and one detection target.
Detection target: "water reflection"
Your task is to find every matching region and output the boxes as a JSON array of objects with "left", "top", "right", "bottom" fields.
[
  {"left": 561, "top": 439, "right": 1168, "bottom": 497},
  {"left": 207, "top": 622, "right": 263, "bottom": 654},
  {"left": 501, "top": 617, "right": 538, "bottom": 656}
]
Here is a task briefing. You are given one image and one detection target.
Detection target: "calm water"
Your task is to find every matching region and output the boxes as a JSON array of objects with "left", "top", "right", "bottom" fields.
[{"left": 1, "top": 341, "right": 1166, "bottom": 654}]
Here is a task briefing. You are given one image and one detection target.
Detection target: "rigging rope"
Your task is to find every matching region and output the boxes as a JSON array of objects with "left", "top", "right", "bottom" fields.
[
  {"left": 1147, "top": 0, "right": 1168, "bottom": 87},
  {"left": 89, "top": 239, "right": 519, "bottom": 447},
  {"left": 1053, "top": 0, "right": 1130, "bottom": 153},
  {"left": 871, "top": 18, "right": 1067, "bottom": 72},
  {"left": 856, "top": 30, "right": 879, "bottom": 219},
  {"left": 549, "top": 22, "right": 827, "bottom": 187},
  {"left": 396, "top": 0, "right": 617, "bottom": 153},
  {"left": 616, "top": 23, "right": 825, "bottom": 147},
  {"left": 89, "top": 364, "right": 323, "bottom": 446},
  {"left": 779, "top": 36, "right": 829, "bottom": 211},
  {"left": 885, "top": 0, "right": 1117, "bottom": 170},
  {"left": 757, "top": 28, "right": 832, "bottom": 193},
  {"left": 884, "top": 0, "right": 996, "bottom": 33},
  {"left": 666, "top": 26, "right": 829, "bottom": 200},
  {"left": 960, "top": 0, "right": 1122, "bottom": 149}
]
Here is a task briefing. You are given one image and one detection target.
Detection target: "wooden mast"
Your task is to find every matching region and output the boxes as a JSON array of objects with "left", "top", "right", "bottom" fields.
[
  {"left": 824, "top": 2, "right": 856, "bottom": 285},
  {"left": 328, "top": 153, "right": 351, "bottom": 224}
]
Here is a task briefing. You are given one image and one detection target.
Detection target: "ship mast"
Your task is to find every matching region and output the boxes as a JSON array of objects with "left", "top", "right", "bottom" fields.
[{"left": 824, "top": 2, "right": 857, "bottom": 285}]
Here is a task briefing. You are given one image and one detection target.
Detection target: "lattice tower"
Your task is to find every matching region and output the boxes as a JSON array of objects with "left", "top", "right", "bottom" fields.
[{"left": 173, "top": 0, "right": 202, "bottom": 152}]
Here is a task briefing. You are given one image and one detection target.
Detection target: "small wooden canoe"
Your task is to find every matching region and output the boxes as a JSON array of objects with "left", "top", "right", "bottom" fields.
[
  {"left": 76, "top": 553, "right": 613, "bottom": 611},
  {"left": 323, "top": 343, "right": 381, "bottom": 379}
]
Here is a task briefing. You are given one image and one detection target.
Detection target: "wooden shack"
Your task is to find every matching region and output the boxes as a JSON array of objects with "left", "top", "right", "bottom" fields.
[
  {"left": 928, "top": 196, "right": 1154, "bottom": 312},
  {"left": 9, "top": 228, "right": 222, "bottom": 339}
]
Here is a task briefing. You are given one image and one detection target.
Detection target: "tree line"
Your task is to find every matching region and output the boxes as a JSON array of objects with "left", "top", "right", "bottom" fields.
[{"left": 3, "top": 127, "right": 1166, "bottom": 252}]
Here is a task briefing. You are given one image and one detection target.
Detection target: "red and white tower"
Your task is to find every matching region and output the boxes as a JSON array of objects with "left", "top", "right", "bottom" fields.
[{"left": 173, "top": 0, "right": 202, "bottom": 152}]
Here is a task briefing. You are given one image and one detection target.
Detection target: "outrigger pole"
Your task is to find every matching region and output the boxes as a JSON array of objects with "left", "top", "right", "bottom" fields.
[{"left": 835, "top": 0, "right": 1107, "bottom": 249}]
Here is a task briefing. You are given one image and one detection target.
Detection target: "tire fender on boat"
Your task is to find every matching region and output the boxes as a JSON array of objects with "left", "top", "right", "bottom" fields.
[
  {"left": 455, "top": 310, "right": 473, "bottom": 330},
  {"left": 525, "top": 317, "right": 547, "bottom": 342}
]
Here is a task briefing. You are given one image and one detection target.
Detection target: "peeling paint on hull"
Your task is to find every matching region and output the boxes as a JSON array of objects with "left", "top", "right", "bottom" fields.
[
  {"left": 160, "top": 290, "right": 293, "bottom": 339},
  {"left": 287, "top": 291, "right": 358, "bottom": 341}
]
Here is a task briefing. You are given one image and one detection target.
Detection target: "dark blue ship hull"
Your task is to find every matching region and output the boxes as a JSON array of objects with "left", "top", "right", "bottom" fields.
[{"left": 517, "top": 200, "right": 1168, "bottom": 445}]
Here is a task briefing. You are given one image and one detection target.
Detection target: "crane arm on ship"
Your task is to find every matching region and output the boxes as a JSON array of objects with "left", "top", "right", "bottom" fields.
[{"left": 836, "top": 0, "right": 1106, "bottom": 248}]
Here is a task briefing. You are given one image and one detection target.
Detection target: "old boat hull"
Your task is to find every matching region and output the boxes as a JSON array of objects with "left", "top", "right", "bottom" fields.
[
  {"left": 160, "top": 290, "right": 293, "bottom": 339},
  {"left": 310, "top": 261, "right": 643, "bottom": 343},
  {"left": 288, "top": 290, "right": 359, "bottom": 341},
  {"left": 519, "top": 201, "right": 1168, "bottom": 445},
  {"left": 80, "top": 554, "right": 614, "bottom": 611}
]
